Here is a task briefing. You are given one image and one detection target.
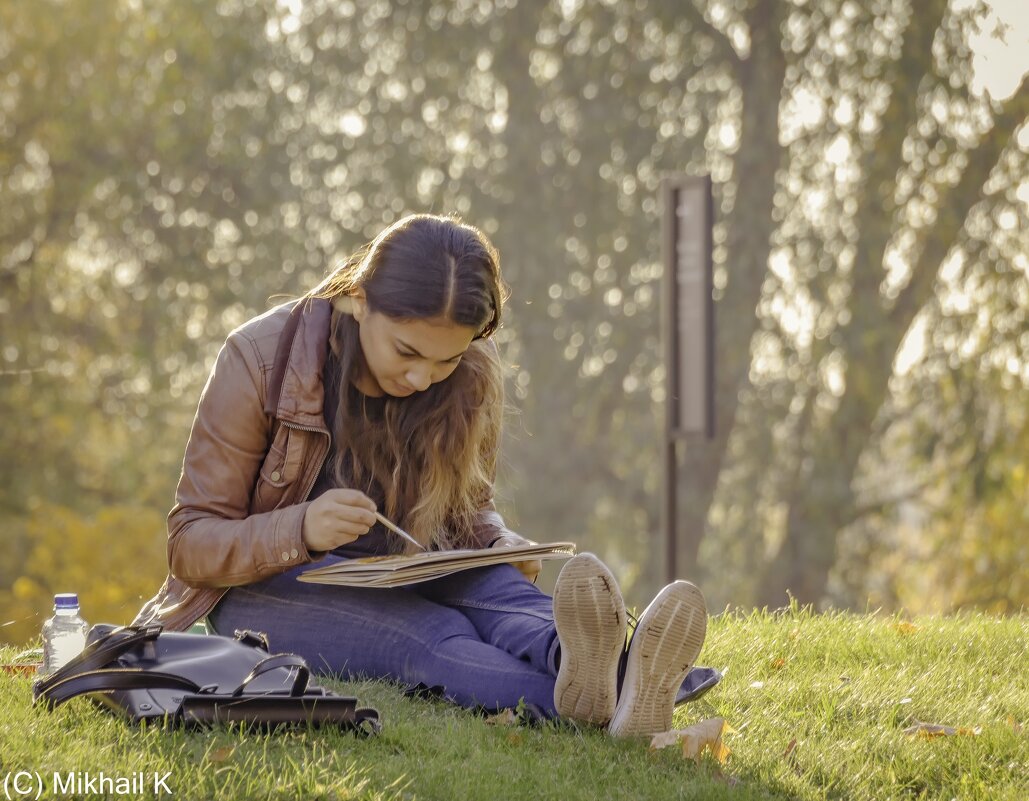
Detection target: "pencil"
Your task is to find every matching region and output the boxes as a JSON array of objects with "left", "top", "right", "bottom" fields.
[{"left": 374, "top": 511, "right": 426, "bottom": 551}]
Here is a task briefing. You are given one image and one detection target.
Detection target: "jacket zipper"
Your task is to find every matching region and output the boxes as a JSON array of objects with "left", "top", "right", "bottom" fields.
[
  {"left": 281, "top": 420, "right": 325, "bottom": 434},
  {"left": 281, "top": 420, "right": 330, "bottom": 503}
]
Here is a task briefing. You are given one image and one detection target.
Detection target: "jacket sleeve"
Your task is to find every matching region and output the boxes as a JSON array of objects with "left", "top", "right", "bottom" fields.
[
  {"left": 471, "top": 500, "right": 517, "bottom": 548},
  {"left": 167, "top": 331, "right": 314, "bottom": 588}
]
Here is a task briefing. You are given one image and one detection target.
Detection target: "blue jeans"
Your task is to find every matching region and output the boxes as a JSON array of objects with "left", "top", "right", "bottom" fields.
[{"left": 208, "top": 554, "right": 562, "bottom": 715}]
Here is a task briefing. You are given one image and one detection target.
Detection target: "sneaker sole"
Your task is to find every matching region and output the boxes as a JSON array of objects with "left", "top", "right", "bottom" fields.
[
  {"left": 608, "top": 581, "right": 707, "bottom": 737},
  {"left": 552, "top": 553, "right": 627, "bottom": 725}
]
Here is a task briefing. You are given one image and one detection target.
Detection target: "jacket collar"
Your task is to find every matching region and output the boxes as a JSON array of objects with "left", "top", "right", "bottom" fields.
[{"left": 263, "top": 296, "right": 332, "bottom": 430}]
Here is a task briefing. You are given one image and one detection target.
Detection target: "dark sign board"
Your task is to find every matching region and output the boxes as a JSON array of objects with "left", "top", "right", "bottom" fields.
[{"left": 662, "top": 175, "right": 714, "bottom": 439}]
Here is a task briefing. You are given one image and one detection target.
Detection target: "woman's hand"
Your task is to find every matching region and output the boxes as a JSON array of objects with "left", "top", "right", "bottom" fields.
[
  {"left": 302, "top": 489, "right": 377, "bottom": 552},
  {"left": 490, "top": 532, "right": 542, "bottom": 583}
]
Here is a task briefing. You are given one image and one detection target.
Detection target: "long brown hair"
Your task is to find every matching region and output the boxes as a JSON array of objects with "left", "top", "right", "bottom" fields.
[{"left": 307, "top": 213, "right": 510, "bottom": 551}]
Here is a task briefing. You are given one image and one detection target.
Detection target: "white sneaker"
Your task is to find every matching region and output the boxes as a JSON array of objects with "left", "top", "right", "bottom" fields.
[
  {"left": 552, "top": 553, "right": 627, "bottom": 725},
  {"left": 607, "top": 580, "right": 707, "bottom": 737}
]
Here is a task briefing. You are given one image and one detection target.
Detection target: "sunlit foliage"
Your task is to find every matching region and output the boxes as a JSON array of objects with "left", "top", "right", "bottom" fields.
[
  {"left": 0, "top": 504, "right": 166, "bottom": 644},
  {"left": 1, "top": 0, "right": 1024, "bottom": 642}
]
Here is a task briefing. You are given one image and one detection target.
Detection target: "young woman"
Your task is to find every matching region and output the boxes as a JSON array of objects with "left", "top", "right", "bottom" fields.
[{"left": 132, "top": 213, "right": 708, "bottom": 735}]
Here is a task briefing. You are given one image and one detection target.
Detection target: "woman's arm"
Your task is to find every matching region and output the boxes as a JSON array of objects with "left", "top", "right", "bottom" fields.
[
  {"left": 472, "top": 502, "right": 541, "bottom": 583},
  {"left": 167, "top": 331, "right": 315, "bottom": 588}
]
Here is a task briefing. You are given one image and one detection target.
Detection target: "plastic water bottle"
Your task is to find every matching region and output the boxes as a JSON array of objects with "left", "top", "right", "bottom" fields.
[{"left": 41, "top": 593, "right": 89, "bottom": 674}]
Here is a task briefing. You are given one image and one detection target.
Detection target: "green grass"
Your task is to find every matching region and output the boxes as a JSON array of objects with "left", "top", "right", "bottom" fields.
[{"left": 2, "top": 607, "right": 1026, "bottom": 800}]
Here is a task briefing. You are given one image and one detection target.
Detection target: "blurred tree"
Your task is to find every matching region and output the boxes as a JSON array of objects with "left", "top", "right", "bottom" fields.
[
  {"left": 831, "top": 267, "right": 1028, "bottom": 613},
  {"left": 716, "top": 0, "right": 1027, "bottom": 607},
  {"left": 0, "top": 0, "right": 309, "bottom": 632},
  {"left": 441, "top": 0, "right": 1027, "bottom": 609},
  {"left": 1, "top": 0, "right": 1025, "bottom": 643}
]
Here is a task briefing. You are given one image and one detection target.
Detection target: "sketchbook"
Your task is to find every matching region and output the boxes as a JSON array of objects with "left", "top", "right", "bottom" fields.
[{"left": 296, "top": 541, "right": 577, "bottom": 588}]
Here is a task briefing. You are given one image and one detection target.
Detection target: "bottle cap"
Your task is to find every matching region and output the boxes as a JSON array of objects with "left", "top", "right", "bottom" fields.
[{"left": 54, "top": 593, "right": 79, "bottom": 609}]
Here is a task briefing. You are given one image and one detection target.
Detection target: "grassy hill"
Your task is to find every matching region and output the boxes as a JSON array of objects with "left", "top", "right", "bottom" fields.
[{"left": 2, "top": 605, "right": 1026, "bottom": 800}]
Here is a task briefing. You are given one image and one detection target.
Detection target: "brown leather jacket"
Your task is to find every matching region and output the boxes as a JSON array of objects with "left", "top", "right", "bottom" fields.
[{"left": 131, "top": 296, "right": 513, "bottom": 631}]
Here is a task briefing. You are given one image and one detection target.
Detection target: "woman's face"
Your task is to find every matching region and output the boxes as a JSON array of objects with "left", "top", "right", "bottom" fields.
[{"left": 351, "top": 290, "right": 477, "bottom": 398}]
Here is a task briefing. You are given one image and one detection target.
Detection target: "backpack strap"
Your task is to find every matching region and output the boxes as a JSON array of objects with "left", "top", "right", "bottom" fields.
[
  {"left": 354, "top": 707, "right": 382, "bottom": 736},
  {"left": 34, "top": 669, "right": 203, "bottom": 709},
  {"left": 32, "top": 625, "right": 162, "bottom": 697},
  {"left": 230, "top": 654, "right": 310, "bottom": 697}
]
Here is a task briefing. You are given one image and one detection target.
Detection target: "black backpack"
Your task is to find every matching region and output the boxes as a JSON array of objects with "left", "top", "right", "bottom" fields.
[{"left": 32, "top": 623, "right": 381, "bottom": 734}]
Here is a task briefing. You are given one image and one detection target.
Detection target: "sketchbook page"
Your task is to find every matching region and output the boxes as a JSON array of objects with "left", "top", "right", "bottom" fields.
[
  {"left": 300, "top": 542, "right": 576, "bottom": 575},
  {"left": 297, "top": 567, "right": 468, "bottom": 588},
  {"left": 297, "top": 541, "right": 576, "bottom": 586},
  {"left": 299, "top": 547, "right": 487, "bottom": 576},
  {"left": 302, "top": 546, "right": 573, "bottom": 581},
  {"left": 296, "top": 550, "right": 575, "bottom": 588}
]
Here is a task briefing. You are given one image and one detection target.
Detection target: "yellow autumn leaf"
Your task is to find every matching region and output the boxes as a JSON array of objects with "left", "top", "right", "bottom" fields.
[
  {"left": 205, "top": 745, "right": 237, "bottom": 763},
  {"left": 650, "top": 717, "right": 736, "bottom": 764},
  {"left": 902, "top": 720, "right": 981, "bottom": 738},
  {"left": 892, "top": 622, "right": 919, "bottom": 635},
  {"left": 484, "top": 709, "right": 518, "bottom": 726}
]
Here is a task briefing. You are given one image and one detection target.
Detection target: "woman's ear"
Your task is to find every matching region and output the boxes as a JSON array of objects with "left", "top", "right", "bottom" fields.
[{"left": 351, "top": 288, "right": 367, "bottom": 321}]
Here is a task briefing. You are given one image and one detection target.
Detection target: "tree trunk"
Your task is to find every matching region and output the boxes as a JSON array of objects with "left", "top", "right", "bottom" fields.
[{"left": 757, "top": 29, "right": 1027, "bottom": 607}]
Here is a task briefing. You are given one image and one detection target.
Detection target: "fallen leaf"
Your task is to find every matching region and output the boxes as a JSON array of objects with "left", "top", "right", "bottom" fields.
[
  {"left": 892, "top": 622, "right": 919, "bottom": 635},
  {"left": 506, "top": 732, "right": 523, "bottom": 746},
  {"left": 206, "top": 745, "right": 236, "bottom": 763},
  {"left": 485, "top": 709, "right": 518, "bottom": 726},
  {"left": 782, "top": 737, "right": 803, "bottom": 775},
  {"left": 902, "top": 720, "right": 981, "bottom": 738},
  {"left": 770, "top": 658, "right": 786, "bottom": 670},
  {"left": 1006, "top": 716, "right": 1023, "bottom": 735},
  {"left": 650, "top": 729, "right": 684, "bottom": 750},
  {"left": 650, "top": 717, "right": 736, "bottom": 764},
  {"left": 1, "top": 663, "right": 41, "bottom": 677}
]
